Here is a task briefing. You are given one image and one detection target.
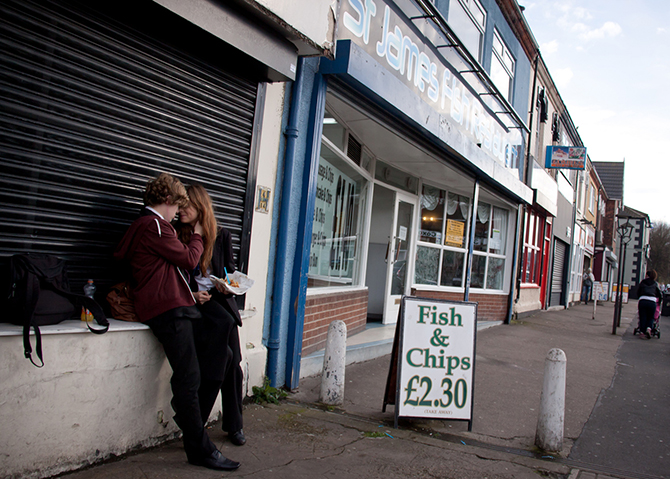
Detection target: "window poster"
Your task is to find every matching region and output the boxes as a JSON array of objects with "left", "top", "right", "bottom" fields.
[
  {"left": 445, "top": 220, "right": 465, "bottom": 247},
  {"left": 310, "top": 157, "right": 358, "bottom": 281},
  {"left": 395, "top": 297, "right": 477, "bottom": 429}
]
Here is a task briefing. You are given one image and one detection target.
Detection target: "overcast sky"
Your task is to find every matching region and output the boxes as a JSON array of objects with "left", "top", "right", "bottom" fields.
[{"left": 521, "top": 0, "right": 670, "bottom": 223}]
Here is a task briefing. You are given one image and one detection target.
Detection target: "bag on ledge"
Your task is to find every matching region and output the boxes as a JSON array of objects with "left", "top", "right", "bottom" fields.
[
  {"left": 106, "top": 281, "right": 139, "bottom": 322},
  {"left": 5, "top": 253, "right": 109, "bottom": 367}
]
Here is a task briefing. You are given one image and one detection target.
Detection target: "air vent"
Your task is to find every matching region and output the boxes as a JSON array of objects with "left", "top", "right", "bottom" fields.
[{"left": 346, "top": 135, "right": 362, "bottom": 166}]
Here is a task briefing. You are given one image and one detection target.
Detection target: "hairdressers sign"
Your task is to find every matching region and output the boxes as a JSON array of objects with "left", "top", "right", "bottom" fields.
[{"left": 338, "top": 0, "right": 522, "bottom": 171}]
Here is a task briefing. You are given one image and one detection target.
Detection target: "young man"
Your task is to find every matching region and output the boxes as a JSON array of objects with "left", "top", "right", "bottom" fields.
[{"left": 114, "top": 173, "right": 239, "bottom": 471}]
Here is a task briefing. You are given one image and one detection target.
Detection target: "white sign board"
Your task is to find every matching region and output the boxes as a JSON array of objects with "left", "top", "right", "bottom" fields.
[
  {"left": 593, "top": 281, "right": 608, "bottom": 301},
  {"left": 396, "top": 297, "right": 477, "bottom": 426}
]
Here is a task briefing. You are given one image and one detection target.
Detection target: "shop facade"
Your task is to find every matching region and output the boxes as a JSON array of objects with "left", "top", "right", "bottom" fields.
[{"left": 271, "top": 0, "right": 535, "bottom": 387}]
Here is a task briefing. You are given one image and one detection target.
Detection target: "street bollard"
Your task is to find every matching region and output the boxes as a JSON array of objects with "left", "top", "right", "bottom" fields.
[
  {"left": 319, "top": 320, "right": 347, "bottom": 406},
  {"left": 592, "top": 298, "right": 597, "bottom": 320},
  {"left": 535, "top": 348, "right": 566, "bottom": 452}
]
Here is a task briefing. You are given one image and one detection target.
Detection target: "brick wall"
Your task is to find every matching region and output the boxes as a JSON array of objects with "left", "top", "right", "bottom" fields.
[
  {"left": 412, "top": 289, "right": 509, "bottom": 322},
  {"left": 302, "top": 289, "right": 368, "bottom": 356}
]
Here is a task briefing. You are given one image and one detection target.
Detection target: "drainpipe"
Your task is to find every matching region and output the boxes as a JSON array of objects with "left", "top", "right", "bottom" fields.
[
  {"left": 267, "top": 58, "right": 306, "bottom": 388},
  {"left": 285, "top": 68, "right": 327, "bottom": 389}
]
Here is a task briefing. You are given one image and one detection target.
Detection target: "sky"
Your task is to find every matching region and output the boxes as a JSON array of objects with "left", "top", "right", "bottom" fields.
[{"left": 521, "top": 0, "right": 670, "bottom": 223}]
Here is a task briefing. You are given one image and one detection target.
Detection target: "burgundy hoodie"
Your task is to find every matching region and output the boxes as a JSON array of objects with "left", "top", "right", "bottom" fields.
[{"left": 114, "top": 208, "right": 203, "bottom": 322}]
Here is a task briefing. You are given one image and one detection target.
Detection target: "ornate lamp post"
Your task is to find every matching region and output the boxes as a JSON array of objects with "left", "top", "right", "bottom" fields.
[{"left": 612, "top": 218, "right": 634, "bottom": 334}]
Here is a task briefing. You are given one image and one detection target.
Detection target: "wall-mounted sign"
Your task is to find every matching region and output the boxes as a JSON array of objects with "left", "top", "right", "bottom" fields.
[
  {"left": 337, "top": 0, "right": 522, "bottom": 171},
  {"left": 384, "top": 296, "right": 477, "bottom": 429},
  {"left": 585, "top": 226, "right": 595, "bottom": 255},
  {"left": 256, "top": 186, "right": 271, "bottom": 213},
  {"left": 545, "top": 146, "right": 587, "bottom": 170}
]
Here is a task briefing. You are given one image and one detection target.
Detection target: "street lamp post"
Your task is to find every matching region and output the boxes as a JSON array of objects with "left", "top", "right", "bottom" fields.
[{"left": 612, "top": 218, "right": 633, "bottom": 335}]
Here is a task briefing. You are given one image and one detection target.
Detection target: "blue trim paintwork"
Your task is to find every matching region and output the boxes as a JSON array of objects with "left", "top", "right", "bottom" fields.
[{"left": 286, "top": 67, "right": 328, "bottom": 389}]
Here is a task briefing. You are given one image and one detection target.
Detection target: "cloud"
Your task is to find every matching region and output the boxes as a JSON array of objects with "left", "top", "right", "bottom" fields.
[
  {"left": 552, "top": 67, "right": 574, "bottom": 88},
  {"left": 542, "top": 40, "right": 559, "bottom": 54},
  {"left": 576, "top": 21, "right": 622, "bottom": 41}
]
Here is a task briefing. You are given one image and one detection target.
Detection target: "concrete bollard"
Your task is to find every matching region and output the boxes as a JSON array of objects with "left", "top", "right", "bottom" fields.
[
  {"left": 535, "top": 348, "right": 567, "bottom": 452},
  {"left": 319, "top": 320, "right": 347, "bottom": 406}
]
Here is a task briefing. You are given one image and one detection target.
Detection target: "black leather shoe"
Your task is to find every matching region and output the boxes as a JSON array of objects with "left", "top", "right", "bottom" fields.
[
  {"left": 229, "top": 429, "right": 246, "bottom": 446},
  {"left": 190, "top": 450, "right": 240, "bottom": 471}
]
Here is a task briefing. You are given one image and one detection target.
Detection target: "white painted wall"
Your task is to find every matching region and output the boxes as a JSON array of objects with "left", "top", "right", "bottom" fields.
[
  {"left": 255, "top": 0, "right": 337, "bottom": 49},
  {"left": 240, "top": 81, "right": 286, "bottom": 391},
  {"left": 0, "top": 321, "right": 183, "bottom": 478}
]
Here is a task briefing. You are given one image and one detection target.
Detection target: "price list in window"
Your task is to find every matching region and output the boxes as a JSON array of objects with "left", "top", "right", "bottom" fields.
[{"left": 393, "top": 297, "right": 477, "bottom": 430}]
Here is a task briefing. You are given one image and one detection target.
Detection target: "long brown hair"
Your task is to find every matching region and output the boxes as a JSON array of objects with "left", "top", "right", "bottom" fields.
[{"left": 178, "top": 184, "right": 217, "bottom": 274}]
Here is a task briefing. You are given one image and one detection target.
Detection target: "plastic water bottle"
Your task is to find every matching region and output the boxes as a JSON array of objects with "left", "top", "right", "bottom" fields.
[{"left": 81, "top": 279, "right": 95, "bottom": 322}]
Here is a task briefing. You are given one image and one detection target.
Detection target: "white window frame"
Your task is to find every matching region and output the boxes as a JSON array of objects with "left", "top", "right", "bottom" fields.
[
  {"left": 490, "top": 29, "right": 515, "bottom": 101},
  {"left": 448, "top": 0, "right": 487, "bottom": 61}
]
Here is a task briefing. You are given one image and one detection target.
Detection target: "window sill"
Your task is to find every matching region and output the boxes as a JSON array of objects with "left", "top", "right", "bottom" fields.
[
  {"left": 520, "top": 283, "right": 540, "bottom": 289},
  {"left": 0, "top": 309, "right": 257, "bottom": 337}
]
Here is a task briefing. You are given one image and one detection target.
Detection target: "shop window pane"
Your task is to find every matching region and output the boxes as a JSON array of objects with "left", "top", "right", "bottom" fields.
[
  {"left": 445, "top": 193, "right": 469, "bottom": 248},
  {"left": 471, "top": 255, "right": 486, "bottom": 288},
  {"left": 415, "top": 245, "right": 440, "bottom": 286},
  {"left": 489, "top": 206, "right": 507, "bottom": 255},
  {"left": 473, "top": 202, "right": 490, "bottom": 252},
  {"left": 487, "top": 257, "right": 505, "bottom": 290},
  {"left": 440, "top": 250, "right": 465, "bottom": 287},
  {"left": 419, "top": 185, "right": 445, "bottom": 244},
  {"left": 322, "top": 111, "right": 346, "bottom": 151},
  {"left": 308, "top": 142, "right": 367, "bottom": 288}
]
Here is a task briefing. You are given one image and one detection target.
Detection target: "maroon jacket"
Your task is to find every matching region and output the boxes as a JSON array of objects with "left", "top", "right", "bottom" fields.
[{"left": 114, "top": 208, "right": 204, "bottom": 322}]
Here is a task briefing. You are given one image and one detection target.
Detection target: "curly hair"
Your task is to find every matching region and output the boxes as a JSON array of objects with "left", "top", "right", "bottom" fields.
[
  {"left": 143, "top": 172, "right": 189, "bottom": 207},
  {"left": 177, "top": 184, "right": 217, "bottom": 275}
]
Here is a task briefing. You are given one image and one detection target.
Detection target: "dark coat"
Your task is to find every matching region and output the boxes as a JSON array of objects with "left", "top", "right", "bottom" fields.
[{"left": 210, "top": 228, "right": 242, "bottom": 326}]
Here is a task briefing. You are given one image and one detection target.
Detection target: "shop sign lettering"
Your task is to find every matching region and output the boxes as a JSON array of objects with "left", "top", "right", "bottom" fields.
[{"left": 339, "top": 0, "right": 522, "bottom": 170}]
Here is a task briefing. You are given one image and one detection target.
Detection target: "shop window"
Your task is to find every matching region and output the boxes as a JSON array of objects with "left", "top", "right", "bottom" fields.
[
  {"left": 448, "top": 0, "right": 486, "bottom": 61},
  {"left": 375, "top": 160, "right": 419, "bottom": 195},
  {"left": 521, "top": 209, "right": 544, "bottom": 285},
  {"left": 415, "top": 187, "right": 509, "bottom": 291},
  {"left": 308, "top": 137, "right": 369, "bottom": 288},
  {"left": 490, "top": 29, "right": 515, "bottom": 101}
]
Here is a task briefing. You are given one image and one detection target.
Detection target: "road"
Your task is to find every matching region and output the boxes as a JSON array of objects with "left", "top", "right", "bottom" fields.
[{"left": 569, "top": 315, "right": 670, "bottom": 478}]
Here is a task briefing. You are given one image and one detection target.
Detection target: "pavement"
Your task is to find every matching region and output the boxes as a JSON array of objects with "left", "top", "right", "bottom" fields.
[{"left": 59, "top": 300, "right": 664, "bottom": 479}]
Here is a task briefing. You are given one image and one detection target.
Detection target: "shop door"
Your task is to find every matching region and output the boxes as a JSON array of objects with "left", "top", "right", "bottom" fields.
[
  {"left": 383, "top": 192, "right": 416, "bottom": 324},
  {"left": 365, "top": 187, "right": 416, "bottom": 324},
  {"left": 540, "top": 222, "right": 552, "bottom": 308}
]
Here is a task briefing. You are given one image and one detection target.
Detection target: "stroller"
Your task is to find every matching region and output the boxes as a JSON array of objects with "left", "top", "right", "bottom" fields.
[{"left": 633, "top": 298, "right": 661, "bottom": 339}]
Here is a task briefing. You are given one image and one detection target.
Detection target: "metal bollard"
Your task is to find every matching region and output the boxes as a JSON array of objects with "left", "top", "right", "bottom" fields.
[
  {"left": 319, "top": 320, "right": 347, "bottom": 406},
  {"left": 535, "top": 348, "right": 566, "bottom": 452}
]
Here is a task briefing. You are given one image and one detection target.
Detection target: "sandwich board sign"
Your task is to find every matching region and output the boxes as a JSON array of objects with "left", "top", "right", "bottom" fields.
[{"left": 383, "top": 296, "right": 477, "bottom": 430}]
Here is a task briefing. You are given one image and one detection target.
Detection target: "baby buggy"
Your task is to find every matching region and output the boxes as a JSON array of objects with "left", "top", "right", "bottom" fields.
[{"left": 633, "top": 299, "right": 661, "bottom": 339}]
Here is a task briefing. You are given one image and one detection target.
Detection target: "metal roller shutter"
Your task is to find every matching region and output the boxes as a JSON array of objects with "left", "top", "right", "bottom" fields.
[
  {"left": 0, "top": 0, "right": 261, "bottom": 296},
  {"left": 550, "top": 240, "right": 567, "bottom": 306}
]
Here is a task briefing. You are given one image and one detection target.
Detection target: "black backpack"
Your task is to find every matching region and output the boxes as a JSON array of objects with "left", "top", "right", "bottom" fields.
[{"left": 5, "top": 254, "right": 109, "bottom": 367}]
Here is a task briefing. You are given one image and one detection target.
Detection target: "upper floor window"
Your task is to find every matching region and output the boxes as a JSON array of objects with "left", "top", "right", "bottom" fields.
[
  {"left": 448, "top": 0, "right": 486, "bottom": 61},
  {"left": 589, "top": 184, "right": 596, "bottom": 213},
  {"left": 490, "top": 29, "right": 515, "bottom": 101}
]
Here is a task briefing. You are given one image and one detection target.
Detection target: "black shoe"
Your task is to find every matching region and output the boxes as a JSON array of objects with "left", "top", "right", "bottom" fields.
[
  {"left": 229, "top": 429, "right": 246, "bottom": 446},
  {"left": 190, "top": 450, "right": 240, "bottom": 471}
]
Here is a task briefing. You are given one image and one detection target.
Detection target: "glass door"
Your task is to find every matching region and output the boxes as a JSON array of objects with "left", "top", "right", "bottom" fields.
[{"left": 383, "top": 192, "right": 416, "bottom": 324}]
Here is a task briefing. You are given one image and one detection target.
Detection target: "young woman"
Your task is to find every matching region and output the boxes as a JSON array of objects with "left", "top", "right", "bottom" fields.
[
  {"left": 114, "top": 173, "right": 240, "bottom": 471},
  {"left": 637, "top": 269, "right": 662, "bottom": 339},
  {"left": 178, "top": 184, "right": 246, "bottom": 447}
]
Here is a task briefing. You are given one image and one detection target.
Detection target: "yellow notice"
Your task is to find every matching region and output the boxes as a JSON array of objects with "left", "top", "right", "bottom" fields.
[{"left": 445, "top": 220, "right": 465, "bottom": 247}]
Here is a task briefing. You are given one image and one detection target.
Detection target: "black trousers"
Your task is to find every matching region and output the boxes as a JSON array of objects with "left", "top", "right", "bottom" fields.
[
  {"left": 146, "top": 307, "right": 227, "bottom": 461},
  {"left": 197, "top": 291, "right": 244, "bottom": 433},
  {"left": 638, "top": 299, "right": 657, "bottom": 333}
]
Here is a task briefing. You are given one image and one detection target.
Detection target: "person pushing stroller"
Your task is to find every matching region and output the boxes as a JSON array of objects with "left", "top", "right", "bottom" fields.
[{"left": 636, "top": 270, "right": 662, "bottom": 340}]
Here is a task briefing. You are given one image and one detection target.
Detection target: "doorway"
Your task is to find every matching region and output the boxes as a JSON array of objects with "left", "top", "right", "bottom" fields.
[{"left": 365, "top": 184, "right": 417, "bottom": 324}]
